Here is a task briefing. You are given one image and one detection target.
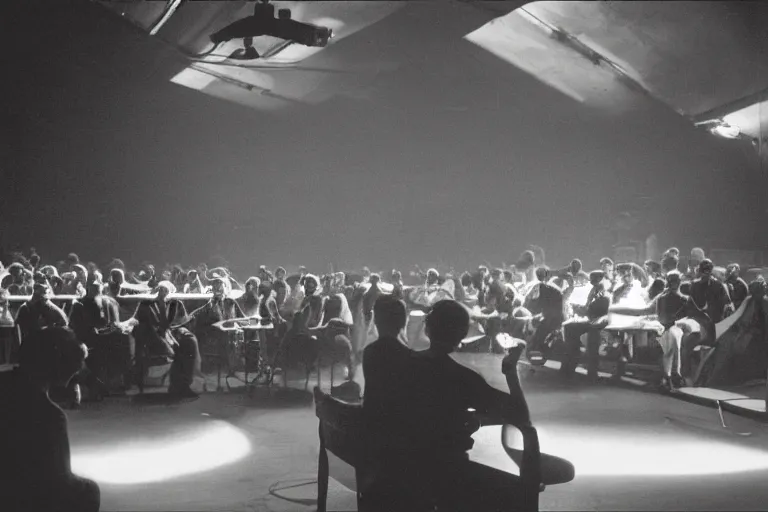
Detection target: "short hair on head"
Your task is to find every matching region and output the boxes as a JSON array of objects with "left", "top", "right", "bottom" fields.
[
  {"left": 570, "top": 259, "right": 582, "bottom": 272},
  {"left": 589, "top": 270, "right": 605, "bottom": 283},
  {"left": 535, "top": 266, "right": 550, "bottom": 282},
  {"left": 425, "top": 300, "right": 470, "bottom": 345},
  {"left": 373, "top": 295, "right": 407, "bottom": 332},
  {"left": 599, "top": 257, "right": 614, "bottom": 267},
  {"left": 661, "top": 255, "right": 679, "bottom": 272},
  {"left": 698, "top": 258, "right": 714, "bottom": 274},
  {"left": 19, "top": 327, "right": 86, "bottom": 383},
  {"left": 503, "top": 269, "right": 513, "bottom": 281},
  {"left": 666, "top": 270, "right": 682, "bottom": 283}
]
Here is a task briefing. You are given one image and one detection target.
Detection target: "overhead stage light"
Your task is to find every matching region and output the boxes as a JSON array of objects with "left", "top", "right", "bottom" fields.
[
  {"left": 210, "top": 0, "right": 333, "bottom": 49},
  {"left": 710, "top": 122, "right": 741, "bottom": 139}
]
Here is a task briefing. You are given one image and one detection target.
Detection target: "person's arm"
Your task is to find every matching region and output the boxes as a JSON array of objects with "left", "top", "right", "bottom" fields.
[
  {"left": 609, "top": 300, "right": 656, "bottom": 316},
  {"left": 469, "top": 345, "right": 531, "bottom": 427},
  {"left": 47, "top": 301, "right": 68, "bottom": 327}
]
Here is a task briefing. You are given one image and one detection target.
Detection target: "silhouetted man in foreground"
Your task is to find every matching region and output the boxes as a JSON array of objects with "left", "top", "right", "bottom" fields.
[
  {"left": 363, "top": 299, "right": 532, "bottom": 511},
  {"left": 0, "top": 327, "right": 100, "bottom": 512}
]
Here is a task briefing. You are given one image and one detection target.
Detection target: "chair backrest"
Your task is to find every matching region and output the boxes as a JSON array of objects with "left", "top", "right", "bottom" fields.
[{"left": 314, "top": 387, "right": 365, "bottom": 467}]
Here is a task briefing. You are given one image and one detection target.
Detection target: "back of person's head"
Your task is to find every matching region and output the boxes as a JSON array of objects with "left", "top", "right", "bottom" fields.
[
  {"left": 535, "top": 266, "right": 550, "bottom": 282},
  {"left": 661, "top": 254, "right": 679, "bottom": 273},
  {"left": 589, "top": 270, "right": 605, "bottom": 286},
  {"left": 373, "top": 295, "right": 407, "bottom": 335},
  {"left": 648, "top": 278, "right": 666, "bottom": 300},
  {"left": 460, "top": 271, "right": 472, "bottom": 287},
  {"left": 470, "top": 270, "right": 484, "bottom": 289},
  {"left": 666, "top": 270, "right": 682, "bottom": 288},
  {"left": 698, "top": 259, "right": 714, "bottom": 276},
  {"left": 599, "top": 257, "right": 614, "bottom": 267},
  {"left": 644, "top": 260, "right": 661, "bottom": 274},
  {"left": 19, "top": 327, "right": 87, "bottom": 387},
  {"left": 425, "top": 300, "right": 469, "bottom": 351},
  {"left": 691, "top": 247, "right": 706, "bottom": 262},
  {"left": 570, "top": 259, "right": 583, "bottom": 273}
]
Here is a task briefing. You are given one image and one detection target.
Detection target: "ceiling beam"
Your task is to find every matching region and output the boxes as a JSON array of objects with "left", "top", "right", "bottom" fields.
[{"left": 690, "top": 86, "right": 768, "bottom": 124}]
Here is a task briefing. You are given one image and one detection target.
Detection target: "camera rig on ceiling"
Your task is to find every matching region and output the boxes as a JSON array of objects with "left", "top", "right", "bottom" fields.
[{"left": 210, "top": 0, "right": 333, "bottom": 60}]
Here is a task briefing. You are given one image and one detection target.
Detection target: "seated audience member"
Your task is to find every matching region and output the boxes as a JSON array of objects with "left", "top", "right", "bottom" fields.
[
  {"left": 132, "top": 281, "right": 200, "bottom": 398},
  {"left": 363, "top": 296, "right": 412, "bottom": 422},
  {"left": 239, "top": 276, "right": 261, "bottom": 317},
  {"left": 183, "top": 269, "right": 205, "bottom": 294},
  {"left": 599, "top": 257, "right": 615, "bottom": 292},
  {"left": 15, "top": 282, "right": 68, "bottom": 342},
  {"left": 686, "top": 247, "right": 706, "bottom": 280},
  {"left": 569, "top": 259, "right": 590, "bottom": 285},
  {"left": 611, "top": 271, "right": 709, "bottom": 391},
  {"left": 257, "top": 265, "right": 274, "bottom": 284},
  {"left": 611, "top": 264, "right": 645, "bottom": 305},
  {"left": 0, "top": 289, "right": 15, "bottom": 364},
  {"left": 644, "top": 260, "right": 663, "bottom": 280},
  {"left": 725, "top": 263, "right": 749, "bottom": 310},
  {"left": 523, "top": 266, "right": 565, "bottom": 360},
  {"left": 690, "top": 259, "right": 734, "bottom": 324},
  {"left": 274, "top": 275, "right": 325, "bottom": 371},
  {"left": 258, "top": 281, "right": 285, "bottom": 363},
  {"left": 273, "top": 267, "right": 289, "bottom": 309},
  {"left": 362, "top": 273, "right": 384, "bottom": 333},
  {"left": 661, "top": 253, "right": 679, "bottom": 276},
  {"left": 0, "top": 327, "right": 100, "bottom": 512},
  {"left": 190, "top": 276, "right": 246, "bottom": 371},
  {"left": 69, "top": 279, "right": 135, "bottom": 396},
  {"left": 6, "top": 262, "right": 27, "bottom": 294},
  {"left": 560, "top": 270, "right": 610, "bottom": 378},
  {"left": 363, "top": 299, "right": 532, "bottom": 511}
]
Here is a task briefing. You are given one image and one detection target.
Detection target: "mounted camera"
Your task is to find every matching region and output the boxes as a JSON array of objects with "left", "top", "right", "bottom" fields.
[{"left": 210, "top": 0, "right": 333, "bottom": 50}]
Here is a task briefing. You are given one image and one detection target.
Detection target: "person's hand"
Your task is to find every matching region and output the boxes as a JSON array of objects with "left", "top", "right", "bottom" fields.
[{"left": 501, "top": 338, "right": 526, "bottom": 374}]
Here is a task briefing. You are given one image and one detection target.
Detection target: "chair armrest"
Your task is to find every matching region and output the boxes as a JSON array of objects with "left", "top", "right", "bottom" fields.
[{"left": 502, "top": 423, "right": 541, "bottom": 488}]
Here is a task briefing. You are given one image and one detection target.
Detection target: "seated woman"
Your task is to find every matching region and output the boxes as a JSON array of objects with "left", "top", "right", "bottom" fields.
[{"left": 0, "top": 327, "right": 100, "bottom": 512}]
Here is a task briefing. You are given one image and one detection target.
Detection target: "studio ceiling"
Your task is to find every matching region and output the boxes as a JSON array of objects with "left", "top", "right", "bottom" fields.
[{"left": 98, "top": 0, "right": 768, "bottom": 146}]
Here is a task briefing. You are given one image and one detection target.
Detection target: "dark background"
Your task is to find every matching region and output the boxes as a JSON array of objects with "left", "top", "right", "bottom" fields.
[{"left": 2, "top": 1, "right": 764, "bottom": 274}]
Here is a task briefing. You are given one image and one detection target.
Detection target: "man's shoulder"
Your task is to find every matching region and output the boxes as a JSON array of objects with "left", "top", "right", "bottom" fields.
[{"left": 365, "top": 337, "right": 411, "bottom": 356}]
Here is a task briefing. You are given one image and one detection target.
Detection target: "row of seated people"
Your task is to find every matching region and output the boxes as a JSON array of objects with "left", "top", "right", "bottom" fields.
[
  {"left": 465, "top": 255, "right": 761, "bottom": 393},
  {"left": 2, "top": 245, "right": 761, "bottom": 394},
  {"left": 3, "top": 276, "right": 282, "bottom": 403}
]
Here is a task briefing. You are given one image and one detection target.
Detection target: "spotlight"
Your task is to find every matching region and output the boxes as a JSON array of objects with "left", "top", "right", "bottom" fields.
[
  {"left": 210, "top": 0, "right": 333, "bottom": 49},
  {"left": 710, "top": 122, "right": 741, "bottom": 139}
]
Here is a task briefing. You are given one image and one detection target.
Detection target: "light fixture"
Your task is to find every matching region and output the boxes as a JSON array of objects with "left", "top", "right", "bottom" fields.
[{"left": 710, "top": 121, "right": 741, "bottom": 139}]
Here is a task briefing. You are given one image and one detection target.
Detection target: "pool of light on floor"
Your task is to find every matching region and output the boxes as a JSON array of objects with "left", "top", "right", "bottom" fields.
[
  {"left": 72, "top": 420, "right": 251, "bottom": 485},
  {"left": 473, "top": 424, "right": 768, "bottom": 477}
]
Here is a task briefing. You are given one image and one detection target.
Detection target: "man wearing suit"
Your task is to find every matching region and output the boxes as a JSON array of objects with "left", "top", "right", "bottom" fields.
[
  {"left": 560, "top": 271, "right": 610, "bottom": 378},
  {"left": 133, "top": 281, "right": 200, "bottom": 398}
]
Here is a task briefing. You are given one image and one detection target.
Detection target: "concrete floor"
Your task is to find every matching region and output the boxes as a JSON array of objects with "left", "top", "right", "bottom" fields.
[{"left": 66, "top": 354, "right": 768, "bottom": 511}]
